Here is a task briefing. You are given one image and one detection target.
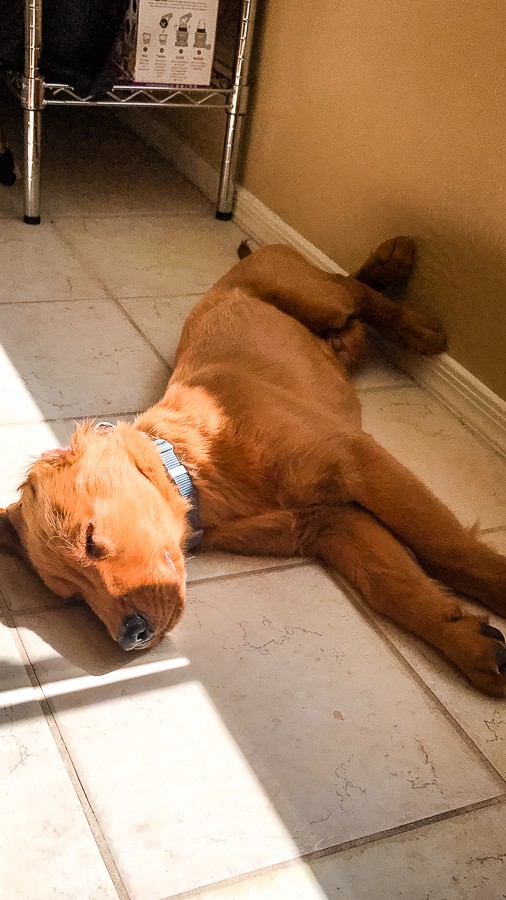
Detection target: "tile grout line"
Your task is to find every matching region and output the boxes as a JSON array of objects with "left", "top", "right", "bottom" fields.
[
  {"left": 48, "top": 213, "right": 248, "bottom": 374},
  {"left": 186, "top": 558, "right": 313, "bottom": 589},
  {"left": 0, "top": 292, "right": 202, "bottom": 307},
  {"left": 324, "top": 566, "right": 506, "bottom": 787},
  {"left": 0, "top": 410, "right": 142, "bottom": 429},
  {"left": 356, "top": 380, "right": 413, "bottom": 394},
  {"left": 7, "top": 560, "right": 314, "bottom": 618},
  {"left": 4, "top": 610, "right": 131, "bottom": 900},
  {"left": 48, "top": 218, "right": 179, "bottom": 373},
  {"left": 48, "top": 211, "right": 212, "bottom": 221},
  {"left": 160, "top": 794, "right": 506, "bottom": 900}
]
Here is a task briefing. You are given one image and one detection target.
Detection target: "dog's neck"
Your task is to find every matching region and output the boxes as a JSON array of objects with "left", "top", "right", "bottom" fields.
[
  {"left": 134, "top": 381, "right": 274, "bottom": 532},
  {"left": 134, "top": 382, "right": 223, "bottom": 479}
]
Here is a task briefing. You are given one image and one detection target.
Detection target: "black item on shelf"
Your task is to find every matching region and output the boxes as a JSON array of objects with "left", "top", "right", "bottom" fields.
[{"left": 0, "top": 0, "right": 129, "bottom": 95}]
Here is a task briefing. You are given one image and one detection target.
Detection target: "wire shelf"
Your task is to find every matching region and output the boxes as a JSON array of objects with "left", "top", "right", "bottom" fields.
[
  {"left": 6, "top": 69, "right": 233, "bottom": 108},
  {"left": 3, "top": 0, "right": 258, "bottom": 221}
]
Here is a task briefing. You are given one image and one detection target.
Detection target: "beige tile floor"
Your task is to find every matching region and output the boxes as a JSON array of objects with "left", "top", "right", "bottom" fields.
[{"left": 1, "top": 96, "right": 506, "bottom": 899}]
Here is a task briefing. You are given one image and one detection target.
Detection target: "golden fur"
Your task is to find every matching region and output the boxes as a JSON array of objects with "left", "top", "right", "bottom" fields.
[{"left": 1, "top": 240, "right": 505, "bottom": 695}]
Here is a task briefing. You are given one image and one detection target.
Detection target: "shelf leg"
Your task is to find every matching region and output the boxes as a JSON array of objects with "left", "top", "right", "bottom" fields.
[
  {"left": 22, "top": 0, "right": 43, "bottom": 224},
  {"left": 23, "top": 108, "right": 42, "bottom": 223},
  {"left": 216, "top": 110, "right": 244, "bottom": 221},
  {"left": 216, "top": 0, "right": 258, "bottom": 220}
]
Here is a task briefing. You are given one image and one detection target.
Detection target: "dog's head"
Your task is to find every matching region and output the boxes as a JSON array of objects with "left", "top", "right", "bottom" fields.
[{"left": 0, "top": 422, "right": 191, "bottom": 650}]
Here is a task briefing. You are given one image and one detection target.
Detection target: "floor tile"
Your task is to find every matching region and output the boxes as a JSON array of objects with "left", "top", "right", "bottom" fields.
[
  {"left": 482, "top": 528, "right": 506, "bottom": 554},
  {"left": 0, "top": 220, "right": 107, "bottom": 303},
  {"left": 187, "top": 550, "right": 307, "bottom": 584},
  {"left": 194, "top": 801, "right": 506, "bottom": 900},
  {"left": 43, "top": 163, "right": 211, "bottom": 220},
  {"left": 368, "top": 529, "right": 506, "bottom": 779},
  {"left": 0, "top": 418, "right": 70, "bottom": 504},
  {"left": 360, "top": 385, "right": 506, "bottom": 529},
  {"left": 16, "top": 565, "right": 502, "bottom": 899},
  {"left": 0, "top": 619, "right": 118, "bottom": 900},
  {"left": 0, "top": 552, "right": 72, "bottom": 615},
  {"left": 120, "top": 294, "right": 201, "bottom": 366},
  {"left": 7, "top": 121, "right": 212, "bottom": 222},
  {"left": 353, "top": 342, "right": 411, "bottom": 391},
  {"left": 0, "top": 299, "right": 169, "bottom": 423},
  {"left": 0, "top": 183, "right": 18, "bottom": 218},
  {"left": 54, "top": 216, "right": 245, "bottom": 298}
]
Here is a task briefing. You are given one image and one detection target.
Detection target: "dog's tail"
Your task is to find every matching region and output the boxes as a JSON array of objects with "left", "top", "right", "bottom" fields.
[{"left": 237, "top": 238, "right": 259, "bottom": 260}]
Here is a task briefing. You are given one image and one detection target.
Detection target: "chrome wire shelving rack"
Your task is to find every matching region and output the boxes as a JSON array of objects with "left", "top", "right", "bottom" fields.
[{"left": 6, "top": 0, "right": 258, "bottom": 223}]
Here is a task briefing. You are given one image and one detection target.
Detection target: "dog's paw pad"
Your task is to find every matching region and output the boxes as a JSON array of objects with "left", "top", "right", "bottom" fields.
[
  {"left": 397, "top": 310, "right": 447, "bottom": 355},
  {"left": 479, "top": 623, "right": 506, "bottom": 673},
  {"left": 355, "top": 236, "right": 416, "bottom": 290},
  {"left": 479, "top": 622, "right": 506, "bottom": 643}
]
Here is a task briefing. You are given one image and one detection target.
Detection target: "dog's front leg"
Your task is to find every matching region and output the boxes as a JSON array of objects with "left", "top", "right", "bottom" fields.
[
  {"left": 201, "top": 509, "right": 301, "bottom": 558},
  {"left": 315, "top": 504, "right": 506, "bottom": 697},
  {"left": 351, "top": 434, "right": 506, "bottom": 618}
]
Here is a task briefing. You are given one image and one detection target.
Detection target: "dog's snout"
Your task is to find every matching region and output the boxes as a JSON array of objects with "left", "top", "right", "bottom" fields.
[{"left": 118, "top": 613, "right": 154, "bottom": 650}]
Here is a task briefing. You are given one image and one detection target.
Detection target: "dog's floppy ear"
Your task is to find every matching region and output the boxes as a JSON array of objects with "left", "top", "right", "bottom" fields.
[
  {"left": 40, "top": 446, "right": 73, "bottom": 464},
  {"left": 119, "top": 426, "right": 189, "bottom": 510},
  {"left": 0, "top": 502, "right": 27, "bottom": 557}
]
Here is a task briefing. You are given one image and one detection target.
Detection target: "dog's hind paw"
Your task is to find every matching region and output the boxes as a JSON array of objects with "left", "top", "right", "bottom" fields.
[
  {"left": 395, "top": 307, "right": 447, "bottom": 355},
  {"left": 354, "top": 236, "right": 416, "bottom": 292},
  {"left": 449, "top": 617, "right": 506, "bottom": 697}
]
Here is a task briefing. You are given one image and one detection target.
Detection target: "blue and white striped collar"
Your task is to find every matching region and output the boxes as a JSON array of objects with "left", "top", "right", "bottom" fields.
[
  {"left": 95, "top": 423, "right": 203, "bottom": 551},
  {"left": 151, "top": 437, "right": 203, "bottom": 550}
]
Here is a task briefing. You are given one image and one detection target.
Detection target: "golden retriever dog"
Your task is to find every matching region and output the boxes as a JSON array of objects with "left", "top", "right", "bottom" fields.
[{"left": 1, "top": 239, "right": 505, "bottom": 696}]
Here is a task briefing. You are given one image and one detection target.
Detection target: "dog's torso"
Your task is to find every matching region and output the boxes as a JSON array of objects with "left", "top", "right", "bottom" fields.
[{"left": 141, "top": 288, "right": 364, "bottom": 556}]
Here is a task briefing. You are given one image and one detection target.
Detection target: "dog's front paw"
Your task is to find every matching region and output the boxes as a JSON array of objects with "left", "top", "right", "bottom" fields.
[
  {"left": 396, "top": 307, "right": 447, "bottom": 355},
  {"left": 448, "top": 618, "right": 506, "bottom": 697}
]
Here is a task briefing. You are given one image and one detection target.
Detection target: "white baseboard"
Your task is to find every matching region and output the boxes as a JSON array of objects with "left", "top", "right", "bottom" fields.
[
  {"left": 122, "top": 109, "right": 506, "bottom": 460},
  {"left": 117, "top": 108, "right": 221, "bottom": 202}
]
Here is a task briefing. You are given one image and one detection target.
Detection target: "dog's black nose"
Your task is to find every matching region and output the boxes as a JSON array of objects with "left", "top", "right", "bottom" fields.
[{"left": 118, "top": 613, "right": 154, "bottom": 650}]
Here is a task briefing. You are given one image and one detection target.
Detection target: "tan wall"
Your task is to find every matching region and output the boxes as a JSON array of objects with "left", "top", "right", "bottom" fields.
[{"left": 171, "top": 0, "right": 506, "bottom": 399}]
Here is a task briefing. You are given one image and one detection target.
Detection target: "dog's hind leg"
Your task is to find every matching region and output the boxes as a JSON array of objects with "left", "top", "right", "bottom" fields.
[
  {"left": 315, "top": 504, "right": 506, "bottom": 696},
  {"left": 352, "top": 236, "right": 416, "bottom": 293},
  {"left": 238, "top": 235, "right": 416, "bottom": 293},
  {"left": 224, "top": 243, "right": 446, "bottom": 355},
  {"left": 324, "top": 319, "right": 370, "bottom": 372},
  {"left": 350, "top": 434, "right": 506, "bottom": 618}
]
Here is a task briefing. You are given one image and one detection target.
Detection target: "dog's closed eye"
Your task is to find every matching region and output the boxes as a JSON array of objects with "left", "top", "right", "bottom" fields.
[{"left": 85, "top": 523, "right": 108, "bottom": 560}]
